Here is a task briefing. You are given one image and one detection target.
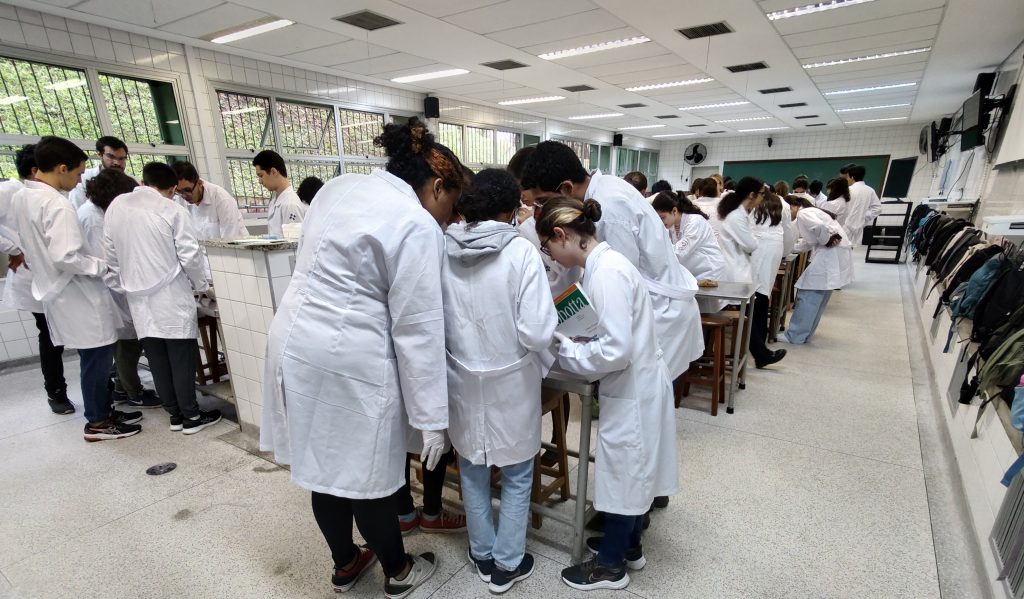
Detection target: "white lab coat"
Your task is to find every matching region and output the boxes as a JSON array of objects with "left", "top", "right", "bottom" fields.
[
  {"left": 716, "top": 207, "right": 757, "bottom": 284},
  {"left": 103, "top": 187, "right": 208, "bottom": 340},
  {"left": 556, "top": 243, "right": 678, "bottom": 515},
  {"left": 517, "top": 214, "right": 582, "bottom": 295},
  {"left": 793, "top": 208, "right": 854, "bottom": 290},
  {"left": 266, "top": 185, "right": 307, "bottom": 237},
  {"left": 261, "top": 170, "right": 448, "bottom": 499},
  {"left": 667, "top": 214, "right": 726, "bottom": 282},
  {"left": 694, "top": 196, "right": 720, "bottom": 219},
  {"left": 749, "top": 207, "right": 796, "bottom": 296},
  {"left": 77, "top": 201, "right": 135, "bottom": 339},
  {"left": 442, "top": 221, "right": 557, "bottom": 467},
  {"left": 825, "top": 181, "right": 881, "bottom": 246},
  {"left": 67, "top": 166, "right": 99, "bottom": 211},
  {"left": 0, "top": 179, "right": 43, "bottom": 313},
  {"left": 10, "top": 183, "right": 119, "bottom": 349},
  {"left": 586, "top": 172, "right": 703, "bottom": 378},
  {"left": 175, "top": 181, "right": 249, "bottom": 241},
  {"left": 815, "top": 191, "right": 828, "bottom": 208}
]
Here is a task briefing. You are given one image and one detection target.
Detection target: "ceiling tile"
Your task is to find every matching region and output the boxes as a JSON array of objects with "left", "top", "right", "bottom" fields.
[
  {"left": 226, "top": 24, "right": 345, "bottom": 56},
  {"left": 769, "top": 0, "right": 945, "bottom": 36},
  {"left": 72, "top": 0, "right": 220, "bottom": 27},
  {"left": 443, "top": 0, "right": 597, "bottom": 35},
  {"left": 782, "top": 8, "right": 943, "bottom": 49},
  {"left": 794, "top": 28, "right": 938, "bottom": 61},
  {"left": 158, "top": 3, "right": 268, "bottom": 37},
  {"left": 578, "top": 53, "right": 682, "bottom": 77},
  {"left": 489, "top": 10, "right": 625, "bottom": 48},
  {"left": 391, "top": 0, "right": 506, "bottom": 18},
  {"left": 553, "top": 41, "right": 669, "bottom": 69},
  {"left": 421, "top": 71, "right": 495, "bottom": 89},
  {"left": 286, "top": 40, "right": 391, "bottom": 67},
  {"left": 600, "top": 65, "right": 704, "bottom": 86},
  {"left": 336, "top": 53, "right": 436, "bottom": 76}
]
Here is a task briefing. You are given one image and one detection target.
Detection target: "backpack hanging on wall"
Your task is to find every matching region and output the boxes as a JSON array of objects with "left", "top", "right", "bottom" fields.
[{"left": 972, "top": 261, "right": 1024, "bottom": 347}]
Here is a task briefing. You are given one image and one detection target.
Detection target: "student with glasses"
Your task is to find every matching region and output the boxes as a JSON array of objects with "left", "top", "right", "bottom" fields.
[{"left": 68, "top": 136, "right": 132, "bottom": 211}]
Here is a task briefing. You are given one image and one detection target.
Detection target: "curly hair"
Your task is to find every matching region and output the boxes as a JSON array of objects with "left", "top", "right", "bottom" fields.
[
  {"left": 457, "top": 168, "right": 521, "bottom": 224},
  {"left": 374, "top": 117, "right": 463, "bottom": 192},
  {"left": 85, "top": 168, "right": 137, "bottom": 211},
  {"left": 519, "top": 141, "right": 589, "bottom": 192}
]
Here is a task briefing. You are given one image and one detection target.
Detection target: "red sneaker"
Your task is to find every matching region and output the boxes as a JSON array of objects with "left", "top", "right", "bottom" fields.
[
  {"left": 399, "top": 511, "right": 420, "bottom": 536},
  {"left": 419, "top": 509, "right": 467, "bottom": 533},
  {"left": 332, "top": 545, "right": 377, "bottom": 592}
]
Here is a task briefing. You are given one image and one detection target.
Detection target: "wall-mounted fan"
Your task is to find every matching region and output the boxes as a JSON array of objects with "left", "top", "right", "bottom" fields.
[{"left": 684, "top": 143, "right": 707, "bottom": 165}]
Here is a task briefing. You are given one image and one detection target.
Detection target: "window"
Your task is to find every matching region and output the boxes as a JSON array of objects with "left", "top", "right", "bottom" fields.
[
  {"left": 0, "top": 57, "right": 100, "bottom": 140},
  {"left": 286, "top": 160, "right": 340, "bottom": 187},
  {"left": 277, "top": 100, "right": 338, "bottom": 157},
  {"left": 438, "top": 123, "right": 463, "bottom": 160},
  {"left": 218, "top": 91, "right": 274, "bottom": 151},
  {"left": 227, "top": 157, "right": 269, "bottom": 208},
  {"left": 463, "top": 126, "right": 494, "bottom": 166},
  {"left": 339, "top": 108, "right": 384, "bottom": 159},
  {"left": 99, "top": 74, "right": 184, "bottom": 146}
]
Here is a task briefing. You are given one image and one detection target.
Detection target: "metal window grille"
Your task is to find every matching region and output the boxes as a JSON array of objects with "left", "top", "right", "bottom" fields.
[
  {"left": 438, "top": 122, "right": 463, "bottom": 161},
  {"left": 463, "top": 126, "right": 494, "bottom": 166},
  {"left": 218, "top": 91, "right": 274, "bottom": 151},
  {"left": 99, "top": 74, "right": 165, "bottom": 145},
  {"left": 227, "top": 157, "right": 270, "bottom": 211},
  {"left": 339, "top": 108, "right": 384, "bottom": 159},
  {"left": 286, "top": 160, "right": 341, "bottom": 189},
  {"left": 0, "top": 56, "right": 100, "bottom": 140},
  {"left": 277, "top": 100, "right": 338, "bottom": 157}
]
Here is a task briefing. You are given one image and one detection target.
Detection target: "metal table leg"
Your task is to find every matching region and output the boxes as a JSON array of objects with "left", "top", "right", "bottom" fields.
[
  {"left": 571, "top": 390, "right": 594, "bottom": 563},
  {"left": 726, "top": 296, "right": 746, "bottom": 414},
  {"left": 738, "top": 296, "right": 755, "bottom": 388}
]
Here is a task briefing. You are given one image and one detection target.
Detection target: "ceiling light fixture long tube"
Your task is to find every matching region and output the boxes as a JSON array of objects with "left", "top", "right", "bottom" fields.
[
  {"left": 844, "top": 117, "right": 908, "bottom": 124},
  {"left": 767, "top": 0, "right": 877, "bottom": 21},
  {"left": 211, "top": 18, "right": 294, "bottom": 44},
  {"left": 538, "top": 36, "right": 650, "bottom": 60},
  {"left": 678, "top": 101, "right": 750, "bottom": 111},
  {"left": 737, "top": 126, "right": 790, "bottom": 133},
  {"left": 618, "top": 124, "right": 667, "bottom": 130},
  {"left": 715, "top": 116, "right": 772, "bottom": 123},
  {"left": 824, "top": 82, "right": 916, "bottom": 95},
  {"left": 652, "top": 133, "right": 696, "bottom": 138},
  {"left": 391, "top": 69, "right": 469, "bottom": 84},
  {"left": 0, "top": 95, "right": 28, "bottom": 105},
  {"left": 567, "top": 113, "right": 624, "bottom": 120},
  {"left": 498, "top": 96, "right": 565, "bottom": 106},
  {"left": 835, "top": 103, "right": 910, "bottom": 112},
  {"left": 803, "top": 47, "right": 930, "bottom": 69},
  {"left": 625, "top": 78, "right": 714, "bottom": 92}
]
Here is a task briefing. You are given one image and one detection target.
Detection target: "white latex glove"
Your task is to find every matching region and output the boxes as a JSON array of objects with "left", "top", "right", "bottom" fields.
[
  {"left": 421, "top": 429, "right": 446, "bottom": 471},
  {"left": 554, "top": 331, "right": 570, "bottom": 345}
]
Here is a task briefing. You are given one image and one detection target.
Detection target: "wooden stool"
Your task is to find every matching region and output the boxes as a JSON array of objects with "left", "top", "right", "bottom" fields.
[
  {"left": 196, "top": 315, "right": 227, "bottom": 385},
  {"left": 530, "top": 391, "right": 571, "bottom": 528},
  {"left": 680, "top": 314, "right": 728, "bottom": 415}
]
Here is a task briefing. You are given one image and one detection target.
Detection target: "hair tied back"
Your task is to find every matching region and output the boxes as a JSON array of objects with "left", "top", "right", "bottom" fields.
[
  {"left": 410, "top": 125, "right": 426, "bottom": 155},
  {"left": 582, "top": 198, "right": 602, "bottom": 223}
]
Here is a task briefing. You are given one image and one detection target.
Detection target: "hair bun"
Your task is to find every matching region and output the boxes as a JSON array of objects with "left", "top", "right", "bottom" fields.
[{"left": 582, "top": 198, "right": 602, "bottom": 223}]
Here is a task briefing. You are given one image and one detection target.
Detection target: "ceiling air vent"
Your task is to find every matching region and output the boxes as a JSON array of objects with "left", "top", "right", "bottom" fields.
[
  {"left": 725, "top": 61, "right": 768, "bottom": 73},
  {"left": 334, "top": 10, "right": 402, "bottom": 31},
  {"left": 795, "top": 114, "right": 819, "bottom": 119},
  {"left": 655, "top": 114, "right": 679, "bottom": 119},
  {"left": 779, "top": 102, "right": 807, "bottom": 108},
  {"left": 618, "top": 103, "right": 646, "bottom": 108},
  {"left": 759, "top": 87, "right": 792, "bottom": 94},
  {"left": 708, "top": 130, "right": 726, "bottom": 134},
  {"left": 481, "top": 59, "right": 527, "bottom": 70},
  {"left": 687, "top": 124, "right": 707, "bottom": 127},
  {"left": 562, "top": 85, "right": 595, "bottom": 92},
  {"left": 677, "top": 21, "right": 733, "bottom": 40},
  {"left": 806, "top": 123, "right": 826, "bottom": 127}
]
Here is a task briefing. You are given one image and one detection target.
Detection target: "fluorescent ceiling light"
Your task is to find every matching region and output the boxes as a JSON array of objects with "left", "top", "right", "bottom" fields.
[
  {"left": 625, "top": 78, "right": 714, "bottom": 92},
  {"left": 835, "top": 103, "right": 910, "bottom": 113},
  {"left": 165, "top": 120, "right": 180, "bottom": 125},
  {"left": 618, "top": 124, "right": 667, "bottom": 130},
  {"left": 715, "top": 116, "right": 772, "bottom": 123},
  {"left": 210, "top": 18, "right": 294, "bottom": 44},
  {"left": 0, "top": 95, "right": 28, "bottom": 105},
  {"left": 679, "top": 101, "right": 750, "bottom": 111},
  {"left": 221, "top": 106, "right": 264, "bottom": 116},
  {"left": 652, "top": 133, "right": 696, "bottom": 138},
  {"left": 567, "top": 112, "right": 624, "bottom": 120},
  {"left": 825, "top": 82, "right": 916, "bottom": 96},
  {"left": 504, "top": 120, "right": 541, "bottom": 125},
  {"left": 538, "top": 36, "right": 650, "bottom": 60},
  {"left": 767, "top": 0, "right": 877, "bottom": 21},
  {"left": 391, "top": 68, "right": 469, "bottom": 84},
  {"left": 498, "top": 96, "right": 565, "bottom": 106},
  {"left": 440, "top": 105, "right": 471, "bottom": 112},
  {"left": 738, "top": 126, "right": 790, "bottom": 132},
  {"left": 844, "top": 117, "right": 908, "bottom": 124},
  {"left": 44, "top": 79, "right": 87, "bottom": 91},
  {"left": 803, "top": 47, "right": 930, "bottom": 69}
]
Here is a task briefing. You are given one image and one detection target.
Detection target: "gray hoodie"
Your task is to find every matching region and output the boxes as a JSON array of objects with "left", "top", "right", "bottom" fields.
[{"left": 445, "top": 221, "right": 520, "bottom": 266}]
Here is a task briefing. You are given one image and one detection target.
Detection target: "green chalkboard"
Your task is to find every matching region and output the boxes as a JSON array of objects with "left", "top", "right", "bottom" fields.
[{"left": 722, "top": 155, "right": 890, "bottom": 194}]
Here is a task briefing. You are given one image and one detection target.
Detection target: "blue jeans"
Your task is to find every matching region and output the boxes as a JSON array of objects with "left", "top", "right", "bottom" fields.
[
  {"left": 459, "top": 456, "right": 534, "bottom": 571},
  {"left": 784, "top": 289, "right": 833, "bottom": 344},
  {"left": 598, "top": 513, "right": 643, "bottom": 568},
  {"left": 78, "top": 344, "right": 115, "bottom": 423}
]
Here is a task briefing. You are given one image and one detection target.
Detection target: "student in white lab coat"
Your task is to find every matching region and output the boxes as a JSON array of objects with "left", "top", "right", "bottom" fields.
[
  {"left": 260, "top": 118, "right": 463, "bottom": 598},
  {"left": 252, "top": 150, "right": 307, "bottom": 237},
  {"left": 823, "top": 176, "right": 850, "bottom": 219},
  {"left": 297, "top": 176, "right": 324, "bottom": 206},
  {"left": 171, "top": 161, "right": 249, "bottom": 240},
  {"left": 79, "top": 169, "right": 161, "bottom": 409},
  {"left": 68, "top": 136, "right": 131, "bottom": 210},
  {"left": 622, "top": 171, "right": 648, "bottom": 197},
  {"left": 0, "top": 144, "right": 74, "bottom": 414},
  {"left": 694, "top": 179, "right": 722, "bottom": 220},
  {"left": 443, "top": 169, "right": 557, "bottom": 594},
  {"left": 103, "top": 163, "right": 219, "bottom": 434},
  {"left": 11, "top": 136, "right": 141, "bottom": 441},
  {"left": 714, "top": 177, "right": 762, "bottom": 285},
  {"left": 790, "top": 176, "right": 817, "bottom": 206},
  {"left": 748, "top": 192, "right": 795, "bottom": 369},
  {"left": 826, "top": 165, "right": 881, "bottom": 245},
  {"left": 781, "top": 196, "right": 853, "bottom": 344},
  {"left": 650, "top": 191, "right": 726, "bottom": 283},
  {"left": 536, "top": 196, "right": 678, "bottom": 591},
  {"left": 809, "top": 179, "right": 828, "bottom": 208}
]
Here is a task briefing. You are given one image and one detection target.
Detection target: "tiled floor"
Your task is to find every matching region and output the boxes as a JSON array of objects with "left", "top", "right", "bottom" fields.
[{"left": 0, "top": 260, "right": 957, "bottom": 598}]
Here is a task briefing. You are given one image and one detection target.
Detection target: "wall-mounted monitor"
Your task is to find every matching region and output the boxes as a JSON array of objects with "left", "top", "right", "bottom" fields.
[{"left": 960, "top": 89, "right": 984, "bottom": 151}]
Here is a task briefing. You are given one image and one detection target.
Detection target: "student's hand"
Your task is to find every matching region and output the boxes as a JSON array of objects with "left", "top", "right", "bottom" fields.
[
  {"left": 554, "top": 331, "right": 570, "bottom": 345},
  {"left": 8, "top": 253, "right": 24, "bottom": 272},
  {"left": 421, "top": 430, "right": 446, "bottom": 471},
  {"left": 826, "top": 233, "right": 843, "bottom": 248}
]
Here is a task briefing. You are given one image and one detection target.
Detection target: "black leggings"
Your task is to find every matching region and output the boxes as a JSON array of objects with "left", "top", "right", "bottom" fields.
[
  {"left": 311, "top": 491, "right": 407, "bottom": 577},
  {"left": 33, "top": 312, "right": 66, "bottom": 396},
  {"left": 396, "top": 450, "right": 452, "bottom": 517},
  {"left": 749, "top": 292, "right": 772, "bottom": 364}
]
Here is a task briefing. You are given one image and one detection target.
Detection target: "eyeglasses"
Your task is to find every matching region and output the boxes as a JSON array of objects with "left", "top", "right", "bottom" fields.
[
  {"left": 102, "top": 152, "right": 127, "bottom": 164},
  {"left": 540, "top": 237, "right": 552, "bottom": 257}
]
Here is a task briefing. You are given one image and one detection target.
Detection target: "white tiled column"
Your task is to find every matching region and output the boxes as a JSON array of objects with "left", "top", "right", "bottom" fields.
[{"left": 0, "top": 281, "right": 39, "bottom": 363}]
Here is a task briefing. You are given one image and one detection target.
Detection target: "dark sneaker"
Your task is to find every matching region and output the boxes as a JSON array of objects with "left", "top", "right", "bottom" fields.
[
  {"left": 489, "top": 553, "right": 534, "bottom": 594},
  {"left": 169, "top": 415, "right": 183, "bottom": 432},
  {"left": 539, "top": 449, "right": 559, "bottom": 467},
  {"left": 755, "top": 348, "right": 787, "bottom": 369},
  {"left": 419, "top": 509, "right": 466, "bottom": 533},
  {"left": 84, "top": 420, "right": 142, "bottom": 442},
  {"left": 47, "top": 390, "right": 75, "bottom": 415},
  {"left": 398, "top": 511, "right": 420, "bottom": 536},
  {"left": 652, "top": 496, "right": 669, "bottom": 509},
  {"left": 332, "top": 545, "right": 376, "bottom": 593},
  {"left": 585, "top": 537, "right": 647, "bottom": 570},
  {"left": 384, "top": 552, "right": 437, "bottom": 599},
  {"left": 126, "top": 389, "right": 162, "bottom": 409},
  {"left": 560, "top": 558, "right": 629, "bottom": 591},
  {"left": 182, "top": 409, "right": 222, "bottom": 435},
  {"left": 467, "top": 549, "right": 494, "bottom": 583},
  {"left": 112, "top": 409, "right": 143, "bottom": 425},
  {"left": 112, "top": 389, "right": 131, "bottom": 404}
]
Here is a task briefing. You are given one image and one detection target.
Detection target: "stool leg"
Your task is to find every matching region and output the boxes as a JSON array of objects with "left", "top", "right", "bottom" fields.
[
  {"left": 531, "top": 456, "right": 543, "bottom": 529},
  {"left": 710, "top": 328, "right": 722, "bottom": 416},
  {"left": 554, "top": 394, "right": 570, "bottom": 501}
]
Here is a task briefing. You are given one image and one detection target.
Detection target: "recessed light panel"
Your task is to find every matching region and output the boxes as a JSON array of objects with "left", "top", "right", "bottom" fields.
[
  {"left": 834, "top": 103, "right": 910, "bottom": 113},
  {"left": 391, "top": 69, "right": 468, "bottom": 84},
  {"left": 538, "top": 36, "right": 650, "bottom": 60},
  {"left": 625, "top": 78, "right": 714, "bottom": 92},
  {"left": 618, "top": 124, "right": 666, "bottom": 130},
  {"left": 679, "top": 101, "right": 750, "bottom": 111},
  {"left": 208, "top": 18, "right": 294, "bottom": 43},
  {"left": 824, "top": 82, "right": 916, "bottom": 95},
  {"left": 844, "top": 117, "right": 908, "bottom": 124},
  {"left": 738, "top": 126, "right": 790, "bottom": 133},
  {"left": 652, "top": 133, "right": 696, "bottom": 138},
  {"left": 567, "top": 113, "right": 624, "bottom": 120},
  {"left": 715, "top": 116, "right": 771, "bottom": 123},
  {"left": 803, "top": 47, "right": 930, "bottom": 69}
]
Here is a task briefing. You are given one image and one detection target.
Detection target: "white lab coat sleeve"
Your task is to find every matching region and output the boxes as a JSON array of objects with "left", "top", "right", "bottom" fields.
[
  {"left": 67, "top": 180, "right": 86, "bottom": 211},
  {"left": 516, "top": 248, "right": 558, "bottom": 353},
  {"left": 216, "top": 191, "right": 249, "bottom": 239},
  {"left": 172, "top": 210, "right": 209, "bottom": 292},
  {"left": 864, "top": 188, "right": 882, "bottom": 223},
  {"left": 557, "top": 268, "right": 633, "bottom": 379},
  {"left": 44, "top": 200, "right": 104, "bottom": 277},
  {"left": 281, "top": 201, "right": 306, "bottom": 225},
  {"left": 0, "top": 233, "right": 19, "bottom": 256},
  {"left": 782, "top": 209, "right": 797, "bottom": 256},
  {"left": 101, "top": 224, "right": 125, "bottom": 294},
  {"left": 387, "top": 224, "right": 448, "bottom": 432},
  {"left": 599, "top": 217, "right": 641, "bottom": 268},
  {"left": 674, "top": 218, "right": 699, "bottom": 263},
  {"left": 729, "top": 211, "right": 758, "bottom": 254}
]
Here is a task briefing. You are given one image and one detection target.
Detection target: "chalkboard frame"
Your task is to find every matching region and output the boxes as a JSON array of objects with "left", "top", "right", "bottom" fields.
[{"left": 722, "top": 154, "right": 891, "bottom": 195}]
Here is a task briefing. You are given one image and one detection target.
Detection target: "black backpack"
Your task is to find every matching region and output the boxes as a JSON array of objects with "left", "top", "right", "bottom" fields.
[
  {"left": 925, "top": 219, "right": 970, "bottom": 268},
  {"left": 973, "top": 261, "right": 1024, "bottom": 347},
  {"left": 940, "top": 245, "right": 1003, "bottom": 305},
  {"left": 932, "top": 229, "right": 982, "bottom": 279},
  {"left": 915, "top": 214, "right": 949, "bottom": 257}
]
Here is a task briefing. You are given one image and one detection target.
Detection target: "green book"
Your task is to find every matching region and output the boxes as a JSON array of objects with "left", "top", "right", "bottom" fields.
[{"left": 553, "top": 283, "right": 600, "bottom": 341}]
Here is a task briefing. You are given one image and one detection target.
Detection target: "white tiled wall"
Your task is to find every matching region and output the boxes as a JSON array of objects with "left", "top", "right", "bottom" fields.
[
  {"left": 207, "top": 246, "right": 294, "bottom": 432},
  {"left": 0, "top": 281, "right": 38, "bottom": 362}
]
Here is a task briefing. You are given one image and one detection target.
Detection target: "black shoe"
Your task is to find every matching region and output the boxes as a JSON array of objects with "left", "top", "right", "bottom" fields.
[
  {"left": 126, "top": 389, "right": 162, "bottom": 409},
  {"left": 112, "top": 409, "right": 143, "bottom": 425},
  {"left": 384, "top": 552, "right": 437, "bottom": 599},
  {"left": 182, "top": 409, "right": 222, "bottom": 435},
  {"left": 489, "top": 553, "right": 534, "bottom": 594},
  {"left": 169, "top": 415, "right": 183, "bottom": 432},
  {"left": 585, "top": 538, "right": 647, "bottom": 570},
  {"left": 83, "top": 420, "right": 141, "bottom": 442},
  {"left": 331, "top": 545, "right": 377, "bottom": 592},
  {"left": 560, "top": 558, "right": 629, "bottom": 591},
  {"left": 47, "top": 390, "right": 75, "bottom": 415},
  {"left": 467, "top": 549, "right": 494, "bottom": 583},
  {"left": 652, "top": 496, "right": 669, "bottom": 509},
  {"left": 755, "top": 349, "right": 787, "bottom": 369}
]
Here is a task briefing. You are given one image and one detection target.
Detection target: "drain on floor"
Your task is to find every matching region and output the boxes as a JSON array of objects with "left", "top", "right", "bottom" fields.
[{"left": 146, "top": 462, "right": 177, "bottom": 476}]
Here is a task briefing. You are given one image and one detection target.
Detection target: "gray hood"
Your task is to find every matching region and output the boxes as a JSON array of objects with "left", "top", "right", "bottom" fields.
[{"left": 445, "top": 221, "right": 520, "bottom": 266}]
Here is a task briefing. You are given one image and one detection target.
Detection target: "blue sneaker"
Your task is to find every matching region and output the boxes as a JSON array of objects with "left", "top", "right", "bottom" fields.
[{"left": 467, "top": 549, "right": 494, "bottom": 582}]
